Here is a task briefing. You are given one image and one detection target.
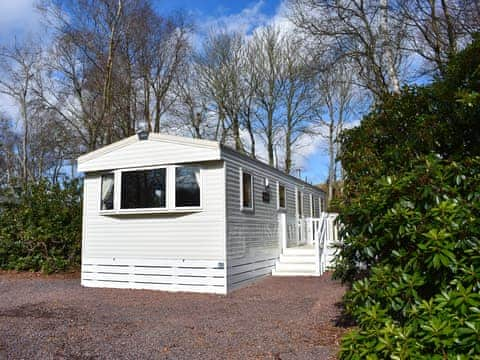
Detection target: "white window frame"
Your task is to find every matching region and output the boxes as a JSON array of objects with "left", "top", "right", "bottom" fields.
[
  {"left": 277, "top": 182, "right": 286, "bottom": 210},
  {"left": 99, "top": 164, "right": 204, "bottom": 215},
  {"left": 240, "top": 168, "right": 254, "bottom": 212}
]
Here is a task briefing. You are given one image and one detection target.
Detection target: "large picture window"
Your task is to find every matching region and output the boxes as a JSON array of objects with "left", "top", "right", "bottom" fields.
[
  {"left": 175, "top": 167, "right": 201, "bottom": 207},
  {"left": 241, "top": 171, "right": 253, "bottom": 210},
  {"left": 101, "top": 174, "right": 114, "bottom": 210},
  {"left": 278, "top": 183, "right": 286, "bottom": 209},
  {"left": 121, "top": 168, "right": 166, "bottom": 209}
]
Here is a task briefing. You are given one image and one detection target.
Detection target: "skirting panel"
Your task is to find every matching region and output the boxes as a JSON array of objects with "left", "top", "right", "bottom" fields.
[
  {"left": 82, "top": 258, "right": 226, "bottom": 294},
  {"left": 228, "top": 257, "right": 276, "bottom": 291}
]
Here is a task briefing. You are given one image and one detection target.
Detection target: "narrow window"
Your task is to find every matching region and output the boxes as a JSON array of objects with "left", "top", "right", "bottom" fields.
[
  {"left": 241, "top": 171, "right": 253, "bottom": 210},
  {"left": 175, "top": 167, "right": 201, "bottom": 207},
  {"left": 121, "top": 168, "right": 166, "bottom": 209},
  {"left": 320, "top": 197, "right": 326, "bottom": 212},
  {"left": 100, "top": 174, "right": 114, "bottom": 210},
  {"left": 297, "top": 189, "right": 303, "bottom": 217},
  {"left": 310, "top": 194, "right": 314, "bottom": 217},
  {"left": 278, "top": 183, "right": 286, "bottom": 209}
]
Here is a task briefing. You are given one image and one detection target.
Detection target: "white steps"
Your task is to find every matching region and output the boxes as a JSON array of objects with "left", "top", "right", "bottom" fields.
[
  {"left": 272, "top": 248, "right": 320, "bottom": 277},
  {"left": 282, "top": 247, "right": 315, "bottom": 256}
]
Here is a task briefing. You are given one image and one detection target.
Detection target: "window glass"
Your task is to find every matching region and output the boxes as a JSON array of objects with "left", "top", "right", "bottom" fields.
[
  {"left": 242, "top": 171, "right": 253, "bottom": 209},
  {"left": 278, "top": 184, "right": 286, "bottom": 209},
  {"left": 297, "top": 190, "right": 303, "bottom": 216},
  {"left": 175, "top": 167, "right": 201, "bottom": 207},
  {"left": 308, "top": 194, "right": 315, "bottom": 217},
  {"left": 101, "top": 174, "right": 114, "bottom": 210},
  {"left": 121, "top": 169, "right": 166, "bottom": 209}
]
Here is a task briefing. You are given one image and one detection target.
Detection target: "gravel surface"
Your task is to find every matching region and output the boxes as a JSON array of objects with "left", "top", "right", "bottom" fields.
[{"left": 0, "top": 272, "right": 349, "bottom": 360}]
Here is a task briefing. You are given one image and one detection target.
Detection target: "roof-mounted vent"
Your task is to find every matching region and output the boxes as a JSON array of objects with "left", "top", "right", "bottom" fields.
[
  {"left": 137, "top": 129, "right": 149, "bottom": 140},
  {"left": 136, "top": 120, "right": 149, "bottom": 140}
]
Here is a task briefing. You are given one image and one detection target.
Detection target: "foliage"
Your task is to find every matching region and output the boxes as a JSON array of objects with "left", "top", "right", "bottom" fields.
[
  {"left": 0, "top": 180, "right": 82, "bottom": 273},
  {"left": 335, "top": 38, "right": 480, "bottom": 358}
]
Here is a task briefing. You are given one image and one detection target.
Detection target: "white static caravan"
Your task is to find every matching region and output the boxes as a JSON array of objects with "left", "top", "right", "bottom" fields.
[{"left": 77, "top": 132, "right": 332, "bottom": 295}]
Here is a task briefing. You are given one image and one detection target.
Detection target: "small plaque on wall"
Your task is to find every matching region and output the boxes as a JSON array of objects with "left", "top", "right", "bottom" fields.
[{"left": 262, "top": 191, "right": 270, "bottom": 203}]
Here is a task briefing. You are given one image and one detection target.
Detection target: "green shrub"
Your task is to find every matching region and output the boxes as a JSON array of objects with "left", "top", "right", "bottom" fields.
[
  {"left": 337, "top": 156, "right": 480, "bottom": 359},
  {"left": 335, "top": 37, "right": 480, "bottom": 358},
  {"left": 0, "top": 180, "right": 82, "bottom": 273}
]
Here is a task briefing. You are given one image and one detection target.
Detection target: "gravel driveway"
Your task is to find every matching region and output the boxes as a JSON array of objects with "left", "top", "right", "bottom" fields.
[{"left": 0, "top": 272, "right": 349, "bottom": 360}]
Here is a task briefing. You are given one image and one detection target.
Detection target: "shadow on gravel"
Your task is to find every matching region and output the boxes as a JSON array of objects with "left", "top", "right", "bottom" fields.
[
  {"left": 332, "top": 301, "right": 356, "bottom": 328},
  {"left": 0, "top": 302, "right": 82, "bottom": 320}
]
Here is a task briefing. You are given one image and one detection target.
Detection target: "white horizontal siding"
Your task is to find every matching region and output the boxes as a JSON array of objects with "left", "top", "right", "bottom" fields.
[
  {"left": 82, "top": 258, "right": 225, "bottom": 294},
  {"left": 223, "top": 149, "right": 325, "bottom": 291},
  {"left": 82, "top": 161, "right": 225, "bottom": 261},
  {"left": 78, "top": 137, "right": 221, "bottom": 172}
]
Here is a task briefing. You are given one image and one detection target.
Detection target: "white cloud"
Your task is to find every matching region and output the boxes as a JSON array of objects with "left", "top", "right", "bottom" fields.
[
  {"left": 0, "top": 0, "right": 42, "bottom": 41},
  {"left": 198, "top": 0, "right": 269, "bottom": 37}
]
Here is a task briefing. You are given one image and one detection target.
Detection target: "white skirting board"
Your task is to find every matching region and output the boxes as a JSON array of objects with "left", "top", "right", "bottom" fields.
[
  {"left": 227, "top": 257, "right": 277, "bottom": 291},
  {"left": 81, "top": 258, "right": 227, "bottom": 294}
]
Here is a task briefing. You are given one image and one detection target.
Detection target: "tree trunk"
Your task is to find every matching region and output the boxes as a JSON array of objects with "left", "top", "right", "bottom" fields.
[
  {"left": 21, "top": 91, "right": 28, "bottom": 187},
  {"left": 154, "top": 96, "right": 161, "bottom": 133},
  {"left": 143, "top": 77, "right": 151, "bottom": 132},
  {"left": 267, "top": 110, "right": 274, "bottom": 166},
  {"left": 285, "top": 126, "right": 292, "bottom": 173},
  {"left": 232, "top": 115, "right": 243, "bottom": 152},
  {"left": 102, "top": 0, "right": 123, "bottom": 144},
  {"left": 246, "top": 115, "right": 256, "bottom": 159},
  {"left": 328, "top": 121, "right": 335, "bottom": 204},
  {"left": 380, "top": 0, "right": 400, "bottom": 94}
]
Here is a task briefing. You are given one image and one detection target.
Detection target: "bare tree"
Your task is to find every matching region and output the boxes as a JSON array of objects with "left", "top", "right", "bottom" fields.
[
  {"left": 281, "top": 36, "right": 317, "bottom": 174},
  {"left": 39, "top": 0, "right": 191, "bottom": 151},
  {"left": 195, "top": 30, "right": 246, "bottom": 151},
  {"left": 250, "top": 26, "right": 286, "bottom": 166},
  {"left": 314, "top": 62, "right": 357, "bottom": 203},
  {"left": 397, "top": 0, "right": 480, "bottom": 76},
  {"left": 288, "top": 0, "right": 407, "bottom": 99},
  {"left": 0, "top": 115, "right": 21, "bottom": 189},
  {"left": 0, "top": 40, "right": 43, "bottom": 186},
  {"left": 136, "top": 12, "right": 190, "bottom": 133},
  {"left": 169, "top": 61, "right": 212, "bottom": 139}
]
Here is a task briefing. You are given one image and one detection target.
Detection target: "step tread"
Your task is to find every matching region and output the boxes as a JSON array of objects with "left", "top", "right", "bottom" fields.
[
  {"left": 279, "top": 254, "right": 316, "bottom": 263},
  {"left": 283, "top": 248, "right": 316, "bottom": 256},
  {"left": 275, "top": 262, "right": 317, "bottom": 272},
  {"left": 272, "top": 270, "right": 320, "bottom": 277}
]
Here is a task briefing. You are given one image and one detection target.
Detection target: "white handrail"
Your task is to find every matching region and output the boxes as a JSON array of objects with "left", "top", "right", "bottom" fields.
[{"left": 305, "top": 213, "right": 338, "bottom": 275}]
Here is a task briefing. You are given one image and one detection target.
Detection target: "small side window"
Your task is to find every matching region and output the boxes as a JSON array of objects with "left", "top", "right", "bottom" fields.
[
  {"left": 296, "top": 189, "right": 303, "bottom": 217},
  {"left": 101, "top": 174, "right": 114, "bottom": 210},
  {"left": 241, "top": 170, "right": 253, "bottom": 210},
  {"left": 310, "top": 194, "right": 314, "bottom": 217},
  {"left": 278, "top": 183, "right": 286, "bottom": 209}
]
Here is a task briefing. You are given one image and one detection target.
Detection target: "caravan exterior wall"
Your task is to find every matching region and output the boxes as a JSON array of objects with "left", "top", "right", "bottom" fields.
[{"left": 222, "top": 148, "right": 324, "bottom": 291}]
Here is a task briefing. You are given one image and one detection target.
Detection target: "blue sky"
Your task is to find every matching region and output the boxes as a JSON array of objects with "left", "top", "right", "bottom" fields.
[{"left": 0, "top": 0, "right": 333, "bottom": 184}]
